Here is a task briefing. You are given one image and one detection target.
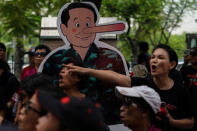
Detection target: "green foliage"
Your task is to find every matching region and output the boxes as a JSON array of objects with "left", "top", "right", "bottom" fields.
[
  {"left": 0, "top": 0, "right": 71, "bottom": 57},
  {"left": 0, "top": 0, "right": 73, "bottom": 76},
  {"left": 0, "top": 1, "right": 40, "bottom": 37},
  {"left": 117, "top": 39, "right": 132, "bottom": 62},
  {"left": 100, "top": 0, "right": 197, "bottom": 63},
  {"left": 100, "top": 0, "right": 164, "bottom": 63},
  {"left": 101, "top": 0, "right": 163, "bottom": 38},
  {"left": 168, "top": 33, "right": 186, "bottom": 58},
  {"left": 117, "top": 33, "right": 187, "bottom": 61}
]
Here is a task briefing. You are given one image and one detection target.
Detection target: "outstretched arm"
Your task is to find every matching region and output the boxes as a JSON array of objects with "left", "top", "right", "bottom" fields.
[{"left": 63, "top": 64, "right": 131, "bottom": 87}]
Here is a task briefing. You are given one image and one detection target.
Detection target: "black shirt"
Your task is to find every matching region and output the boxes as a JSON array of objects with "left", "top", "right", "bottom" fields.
[
  {"left": 131, "top": 77, "right": 193, "bottom": 131},
  {"left": 0, "top": 72, "right": 19, "bottom": 109},
  {"left": 180, "top": 65, "right": 197, "bottom": 130}
]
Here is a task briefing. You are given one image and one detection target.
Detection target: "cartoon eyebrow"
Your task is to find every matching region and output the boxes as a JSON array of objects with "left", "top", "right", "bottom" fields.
[
  {"left": 84, "top": 23, "right": 125, "bottom": 33},
  {"left": 86, "top": 17, "right": 91, "bottom": 21},
  {"left": 73, "top": 17, "right": 78, "bottom": 22}
]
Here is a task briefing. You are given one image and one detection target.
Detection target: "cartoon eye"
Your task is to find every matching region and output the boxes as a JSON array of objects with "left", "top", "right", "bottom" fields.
[
  {"left": 75, "top": 23, "right": 80, "bottom": 28},
  {"left": 86, "top": 22, "right": 90, "bottom": 27}
]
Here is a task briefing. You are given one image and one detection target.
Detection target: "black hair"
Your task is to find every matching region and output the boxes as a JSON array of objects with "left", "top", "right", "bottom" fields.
[
  {"left": 35, "top": 44, "right": 51, "bottom": 55},
  {"left": 0, "top": 42, "right": 6, "bottom": 51},
  {"left": 20, "top": 73, "right": 59, "bottom": 98},
  {"left": 139, "top": 41, "right": 149, "bottom": 52},
  {"left": 61, "top": 2, "right": 97, "bottom": 27},
  {"left": 152, "top": 44, "right": 178, "bottom": 69}
]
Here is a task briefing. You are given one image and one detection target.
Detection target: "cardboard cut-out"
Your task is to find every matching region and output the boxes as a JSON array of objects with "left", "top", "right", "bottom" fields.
[
  {"left": 38, "top": 1, "right": 129, "bottom": 75},
  {"left": 38, "top": 1, "right": 129, "bottom": 124}
]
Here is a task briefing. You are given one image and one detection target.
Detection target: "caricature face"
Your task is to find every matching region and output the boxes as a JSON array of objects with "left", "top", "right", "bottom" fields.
[{"left": 61, "top": 8, "right": 96, "bottom": 47}]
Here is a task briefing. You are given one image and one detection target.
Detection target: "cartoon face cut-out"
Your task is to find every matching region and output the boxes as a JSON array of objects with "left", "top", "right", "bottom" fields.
[
  {"left": 60, "top": 8, "right": 96, "bottom": 48},
  {"left": 57, "top": 2, "right": 126, "bottom": 48}
]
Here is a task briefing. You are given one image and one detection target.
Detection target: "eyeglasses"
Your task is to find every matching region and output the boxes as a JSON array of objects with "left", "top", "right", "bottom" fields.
[
  {"left": 22, "top": 101, "right": 42, "bottom": 115},
  {"left": 34, "top": 52, "right": 47, "bottom": 57}
]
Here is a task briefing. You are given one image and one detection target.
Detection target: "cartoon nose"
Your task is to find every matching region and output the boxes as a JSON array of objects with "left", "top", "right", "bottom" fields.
[
  {"left": 75, "top": 27, "right": 93, "bottom": 38},
  {"left": 83, "top": 23, "right": 125, "bottom": 34},
  {"left": 82, "top": 27, "right": 92, "bottom": 34}
]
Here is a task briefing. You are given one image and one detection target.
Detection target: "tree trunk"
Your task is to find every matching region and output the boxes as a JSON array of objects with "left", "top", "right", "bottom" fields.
[
  {"left": 127, "top": 37, "right": 138, "bottom": 66},
  {"left": 14, "top": 38, "right": 24, "bottom": 79}
]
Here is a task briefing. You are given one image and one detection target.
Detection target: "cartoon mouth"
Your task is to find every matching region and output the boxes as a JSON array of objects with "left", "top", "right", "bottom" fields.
[{"left": 75, "top": 33, "right": 92, "bottom": 40}]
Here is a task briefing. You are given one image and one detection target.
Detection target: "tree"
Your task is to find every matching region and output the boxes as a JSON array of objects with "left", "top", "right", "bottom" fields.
[
  {"left": 152, "top": 0, "right": 197, "bottom": 45},
  {"left": 0, "top": 0, "right": 41, "bottom": 77},
  {"left": 0, "top": 0, "right": 72, "bottom": 78},
  {"left": 101, "top": 0, "right": 163, "bottom": 64},
  {"left": 100, "top": 0, "right": 197, "bottom": 63}
]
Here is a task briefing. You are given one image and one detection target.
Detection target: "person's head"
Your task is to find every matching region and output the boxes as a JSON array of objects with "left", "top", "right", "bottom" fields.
[
  {"left": 59, "top": 57, "right": 88, "bottom": 91},
  {"left": 0, "top": 42, "right": 6, "bottom": 61},
  {"left": 34, "top": 45, "right": 50, "bottom": 67},
  {"left": 116, "top": 85, "right": 161, "bottom": 130},
  {"left": 36, "top": 90, "right": 107, "bottom": 131},
  {"left": 18, "top": 88, "right": 64, "bottom": 131},
  {"left": 18, "top": 94, "right": 43, "bottom": 131},
  {"left": 60, "top": 2, "right": 97, "bottom": 48},
  {"left": 20, "top": 73, "right": 55, "bottom": 103},
  {"left": 132, "top": 64, "right": 148, "bottom": 78},
  {"left": 150, "top": 44, "right": 178, "bottom": 77},
  {"left": 18, "top": 73, "right": 61, "bottom": 131},
  {"left": 190, "top": 47, "right": 197, "bottom": 67},
  {"left": 139, "top": 41, "right": 149, "bottom": 52}
]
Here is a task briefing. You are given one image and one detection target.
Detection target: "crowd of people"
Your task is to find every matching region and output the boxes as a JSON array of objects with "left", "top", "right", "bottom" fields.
[
  {"left": 0, "top": 41, "right": 196, "bottom": 131},
  {"left": 0, "top": 2, "right": 197, "bottom": 131}
]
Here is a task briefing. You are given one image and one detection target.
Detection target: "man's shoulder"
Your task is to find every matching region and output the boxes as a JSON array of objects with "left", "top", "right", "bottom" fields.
[
  {"left": 49, "top": 48, "right": 72, "bottom": 57},
  {"left": 44, "top": 48, "right": 76, "bottom": 63}
]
